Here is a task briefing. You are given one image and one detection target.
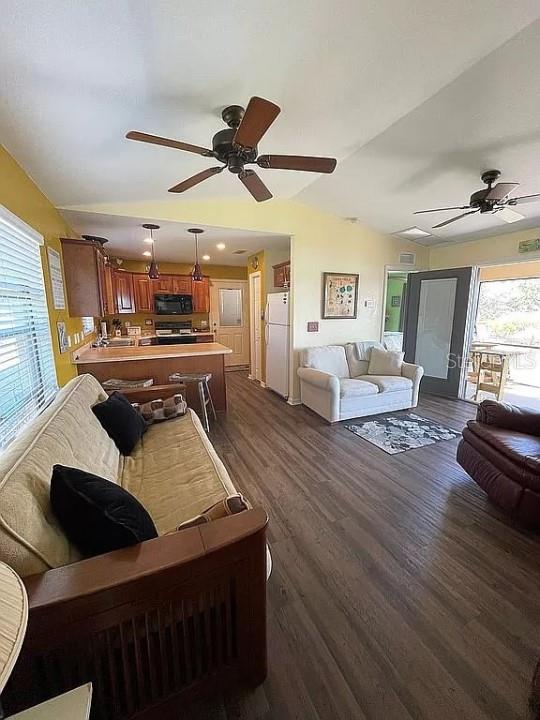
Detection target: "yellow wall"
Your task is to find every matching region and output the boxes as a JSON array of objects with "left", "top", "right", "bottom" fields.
[
  {"left": 0, "top": 146, "right": 94, "bottom": 386},
  {"left": 429, "top": 227, "right": 540, "bottom": 270},
  {"left": 67, "top": 197, "right": 429, "bottom": 399}
]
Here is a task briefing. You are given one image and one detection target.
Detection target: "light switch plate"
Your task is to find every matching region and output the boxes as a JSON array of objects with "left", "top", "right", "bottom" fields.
[{"left": 307, "top": 321, "right": 319, "bottom": 332}]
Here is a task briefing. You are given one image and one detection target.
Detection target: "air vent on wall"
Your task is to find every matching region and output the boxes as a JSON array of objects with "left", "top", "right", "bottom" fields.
[
  {"left": 233, "top": 249, "right": 247, "bottom": 254},
  {"left": 399, "top": 252, "right": 416, "bottom": 266}
]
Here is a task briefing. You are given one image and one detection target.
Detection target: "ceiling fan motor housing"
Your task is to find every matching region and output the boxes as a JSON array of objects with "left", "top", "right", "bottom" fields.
[{"left": 212, "top": 127, "right": 257, "bottom": 173}]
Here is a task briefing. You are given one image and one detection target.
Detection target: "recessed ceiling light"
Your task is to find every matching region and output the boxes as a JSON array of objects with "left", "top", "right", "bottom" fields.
[
  {"left": 142, "top": 250, "right": 152, "bottom": 257},
  {"left": 216, "top": 242, "right": 226, "bottom": 250},
  {"left": 394, "top": 226, "right": 432, "bottom": 238},
  {"left": 143, "top": 237, "right": 154, "bottom": 244},
  {"left": 202, "top": 254, "right": 211, "bottom": 261}
]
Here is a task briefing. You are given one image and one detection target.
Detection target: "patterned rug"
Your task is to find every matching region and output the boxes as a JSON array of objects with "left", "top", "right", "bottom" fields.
[{"left": 345, "top": 413, "right": 461, "bottom": 454}]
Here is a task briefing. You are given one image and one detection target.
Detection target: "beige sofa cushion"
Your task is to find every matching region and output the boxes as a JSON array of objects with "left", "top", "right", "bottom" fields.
[
  {"left": 359, "top": 375, "right": 413, "bottom": 393},
  {"left": 339, "top": 378, "right": 379, "bottom": 399},
  {"left": 301, "top": 345, "right": 350, "bottom": 378},
  {"left": 0, "top": 374, "right": 120, "bottom": 577},
  {"left": 345, "top": 341, "right": 384, "bottom": 378},
  {"left": 368, "top": 347, "right": 404, "bottom": 376},
  {"left": 121, "top": 409, "right": 237, "bottom": 534}
]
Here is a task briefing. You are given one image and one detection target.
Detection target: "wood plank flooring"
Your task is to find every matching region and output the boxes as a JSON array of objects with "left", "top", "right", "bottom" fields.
[{"left": 187, "top": 372, "right": 540, "bottom": 720}]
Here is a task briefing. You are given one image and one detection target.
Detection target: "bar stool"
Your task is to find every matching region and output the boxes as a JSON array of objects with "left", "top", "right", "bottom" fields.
[{"left": 168, "top": 372, "right": 216, "bottom": 432}]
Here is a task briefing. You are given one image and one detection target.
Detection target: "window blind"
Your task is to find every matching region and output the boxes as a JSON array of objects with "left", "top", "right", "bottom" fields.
[{"left": 0, "top": 206, "right": 57, "bottom": 449}]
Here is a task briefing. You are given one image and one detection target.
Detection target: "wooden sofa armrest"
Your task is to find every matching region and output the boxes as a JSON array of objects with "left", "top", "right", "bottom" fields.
[
  {"left": 6, "top": 508, "right": 268, "bottom": 719},
  {"left": 105, "top": 383, "right": 186, "bottom": 404}
]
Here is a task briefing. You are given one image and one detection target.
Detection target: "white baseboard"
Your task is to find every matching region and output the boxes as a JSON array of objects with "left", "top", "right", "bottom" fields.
[
  {"left": 259, "top": 381, "right": 266, "bottom": 388},
  {"left": 247, "top": 374, "right": 253, "bottom": 380},
  {"left": 287, "top": 396, "right": 301, "bottom": 406}
]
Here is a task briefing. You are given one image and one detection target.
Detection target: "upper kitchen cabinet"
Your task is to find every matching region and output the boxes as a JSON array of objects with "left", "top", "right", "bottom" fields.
[
  {"left": 152, "top": 275, "right": 175, "bottom": 294},
  {"left": 61, "top": 238, "right": 112, "bottom": 317},
  {"left": 171, "top": 275, "right": 192, "bottom": 294},
  {"left": 192, "top": 277, "right": 210, "bottom": 313},
  {"left": 132, "top": 274, "right": 154, "bottom": 312},
  {"left": 114, "top": 271, "right": 136, "bottom": 314},
  {"left": 273, "top": 261, "right": 290, "bottom": 288}
]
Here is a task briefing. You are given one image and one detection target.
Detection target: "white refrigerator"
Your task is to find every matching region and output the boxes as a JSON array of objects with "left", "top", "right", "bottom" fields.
[{"left": 265, "top": 292, "right": 290, "bottom": 398}]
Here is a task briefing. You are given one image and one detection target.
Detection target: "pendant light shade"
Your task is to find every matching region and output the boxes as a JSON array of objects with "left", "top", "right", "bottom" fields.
[
  {"left": 142, "top": 223, "right": 160, "bottom": 279},
  {"left": 188, "top": 228, "right": 204, "bottom": 282}
]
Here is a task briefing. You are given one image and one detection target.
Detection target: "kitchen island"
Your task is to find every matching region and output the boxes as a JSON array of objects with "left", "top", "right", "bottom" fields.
[{"left": 73, "top": 342, "right": 232, "bottom": 411}]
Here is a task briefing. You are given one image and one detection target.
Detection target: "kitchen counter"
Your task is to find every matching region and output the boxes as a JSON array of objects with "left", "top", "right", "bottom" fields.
[
  {"left": 73, "top": 342, "right": 230, "bottom": 364},
  {"left": 73, "top": 342, "right": 232, "bottom": 412}
]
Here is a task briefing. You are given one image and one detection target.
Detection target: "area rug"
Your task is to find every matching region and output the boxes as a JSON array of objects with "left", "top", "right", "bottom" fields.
[{"left": 345, "top": 413, "right": 461, "bottom": 454}]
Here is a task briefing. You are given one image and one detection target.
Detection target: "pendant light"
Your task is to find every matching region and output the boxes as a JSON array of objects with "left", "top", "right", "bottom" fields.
[
  {"left": 188, "top": 228, "right": 204, "bottom": 282},
  {"left": 142, "top": 223, "right": 160, "bottom": 279}
]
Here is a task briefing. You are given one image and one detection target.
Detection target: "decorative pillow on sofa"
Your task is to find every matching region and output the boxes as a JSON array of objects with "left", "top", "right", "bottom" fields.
[
  {"left": 92, "top": 392, "right": 147, "bottom": 455},
  {"left": 50, "top": 465, "right": 158, "bottom": 557},
  {"left": 133, "top": 394, "right": 187, "bottom": 424},
  {"left": 368, "top": 347, "right": 404, "bottom": 376},
  {"left": 176, "top": 494, "right": 250, "bottom": 531}
]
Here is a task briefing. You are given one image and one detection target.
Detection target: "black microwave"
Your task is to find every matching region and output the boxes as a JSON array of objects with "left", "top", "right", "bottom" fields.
[{"left": 154, "top": 293, "right": 193, "bottom": 315}]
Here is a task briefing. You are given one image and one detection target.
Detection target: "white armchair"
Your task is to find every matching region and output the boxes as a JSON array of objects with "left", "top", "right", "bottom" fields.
[{"left": 297, "top": 342, "right": 424, "bottom": 423}]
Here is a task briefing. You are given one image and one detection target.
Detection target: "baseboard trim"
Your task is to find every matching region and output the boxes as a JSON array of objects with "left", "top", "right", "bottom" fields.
[
  {"left": 287, "top": 397, "right": 301, "bottom": 406},
  {"left": 259, "top": 381, "right": 266, "bottom": 388}
]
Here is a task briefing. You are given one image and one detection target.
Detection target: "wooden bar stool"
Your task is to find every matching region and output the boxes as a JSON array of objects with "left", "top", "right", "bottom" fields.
[{"left": 169, "top": 372, "right": 216, "bottom": 431}]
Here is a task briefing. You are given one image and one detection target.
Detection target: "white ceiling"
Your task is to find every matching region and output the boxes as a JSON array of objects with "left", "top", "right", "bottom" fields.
[
  {"left": 1, "top": 1, "right": 540, "bottom": 245},
  {"left": 60, "top": 210, "right": 288, "bottom": 266},
  {"left": 300, "top": 19, "right": 540, "bottom": 245}
]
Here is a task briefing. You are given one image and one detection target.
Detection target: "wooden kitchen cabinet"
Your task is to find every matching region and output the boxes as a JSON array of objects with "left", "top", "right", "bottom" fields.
[
  {"left": 114, "top": 271, "right": 136, "bottom": 313},
  {"left": 171, "top": 275, "right": 192, "bottom": 294},
  {"left": 98, "top": 257, "right": 116, "bottom": 315},
  {"left": 152, "top": 276, "right": 175, "bottom": 294},
  {"left": 191, "top": 277, "right": 210, "bottom": 313},
  {"left": 61, "top": 238, "right": 106, "bottom": 317},
  {"left": 132, "top": 274, "right": 154, "bottom": 312},
  {"left": 273, "top": 260, "right": 290, "bottom": 288}
]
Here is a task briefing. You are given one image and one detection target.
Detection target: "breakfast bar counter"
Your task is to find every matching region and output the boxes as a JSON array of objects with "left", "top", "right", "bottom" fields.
[{"left": 73, "top": 342, "right": 232, "bottom": 411}]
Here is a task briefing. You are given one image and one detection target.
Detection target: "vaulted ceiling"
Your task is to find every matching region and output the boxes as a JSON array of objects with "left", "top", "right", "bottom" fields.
[{"left": 1, "top": 1, "right": 540, "bottom": 245}]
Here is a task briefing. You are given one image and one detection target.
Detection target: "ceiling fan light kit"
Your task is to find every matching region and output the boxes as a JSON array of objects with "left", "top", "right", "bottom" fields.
[
  {"left": 414, "top": 169, "right": 539, "bottom": 229},
  {"left": 126, "top": 96, "right": 337, "bottom": 202},
  {"left": 142, "top": 223, "right": 160, "bottom": 279}
]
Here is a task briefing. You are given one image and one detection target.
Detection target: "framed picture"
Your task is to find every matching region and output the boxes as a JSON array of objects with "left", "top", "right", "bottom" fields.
[
  {"left": 322, "top": 272, "right": 359, "bottom": 319},
  {"left": 57, "top": 321, "right": 69, "bottom": 354},
  {"left": 391, "top": 295, "right": 401, "bottom": 307}
]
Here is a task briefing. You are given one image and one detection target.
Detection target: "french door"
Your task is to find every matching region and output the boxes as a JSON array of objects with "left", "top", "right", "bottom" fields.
[{"left": 403, "top": 267, "right": 476, "bottom": 397}]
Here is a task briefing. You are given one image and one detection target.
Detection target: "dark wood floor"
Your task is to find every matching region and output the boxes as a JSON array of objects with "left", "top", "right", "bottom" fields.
[{"left": 188, "top": 372, "right": 540, "bottom": 720}]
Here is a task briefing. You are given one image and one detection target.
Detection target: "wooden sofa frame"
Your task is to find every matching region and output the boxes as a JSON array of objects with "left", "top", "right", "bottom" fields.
[{"left": 3, "top": 508, "right": 268, "bottom": 720}]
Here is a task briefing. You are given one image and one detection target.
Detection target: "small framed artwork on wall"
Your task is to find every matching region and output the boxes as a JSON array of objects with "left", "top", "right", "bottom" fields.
[{"left": 322, "top": 272, "right": 359, "bottom": 319}]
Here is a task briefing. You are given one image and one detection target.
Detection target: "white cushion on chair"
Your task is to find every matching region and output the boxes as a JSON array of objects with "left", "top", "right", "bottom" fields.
[
  {"left": 301, "top": 345, "right": 350, "bottom": 378},
  {"left": 345, "top": 341, "right": 384, "bottom": 378},
  {"left": 368, "top": 348, "right": 404, "bottom": 376},
  {"left": 359, "top": 375, "right": 413, "bottom": 393},
  {"left": 339, "top": 378, "right": 379, "bottom": 398}
]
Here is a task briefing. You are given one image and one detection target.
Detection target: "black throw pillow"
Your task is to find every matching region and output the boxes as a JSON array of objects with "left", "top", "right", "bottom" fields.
[
  {"left": 92, "top": 392, "right": 147, "bottom": 455},
  {"left": 50, "top": 465, "right": 158, "bottom": 557}
]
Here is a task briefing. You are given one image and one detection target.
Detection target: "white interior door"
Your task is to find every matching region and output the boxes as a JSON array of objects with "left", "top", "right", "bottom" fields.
[
  {"left": 210, "top": 280, "right": 249, "bottom": 367},
  {"left": 249, "top": 272, "right": 262, "bottom": 381}
]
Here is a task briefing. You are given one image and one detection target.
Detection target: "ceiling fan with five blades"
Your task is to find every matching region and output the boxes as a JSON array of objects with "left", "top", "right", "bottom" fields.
[
  {"left": 126, "top": 96, "right": 337, "bottom": 202},
  {"left": 414, "top": 170, "right": 540, "bottom": 228}
]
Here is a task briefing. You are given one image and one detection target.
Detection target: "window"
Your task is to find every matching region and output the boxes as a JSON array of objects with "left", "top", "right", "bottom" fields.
[
  {"left": 0, "top": 205, "right": 57, "bottom": 449},
  {"left": 82, "top": 316, "right": 95, "bottom": 335}
]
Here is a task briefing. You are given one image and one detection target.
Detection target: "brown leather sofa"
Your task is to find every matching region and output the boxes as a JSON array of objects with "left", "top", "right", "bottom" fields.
[{"left": 457, "top": 400, "right": 540, "bottom": 528}]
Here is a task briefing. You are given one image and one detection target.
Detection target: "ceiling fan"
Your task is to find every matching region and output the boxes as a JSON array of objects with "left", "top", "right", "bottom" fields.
[
  {"left": 126, "top": 96, "right": 337, "bottom": 202},
  {"left": 414, "top": 170, "right": 540, "bottom": 229}
]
